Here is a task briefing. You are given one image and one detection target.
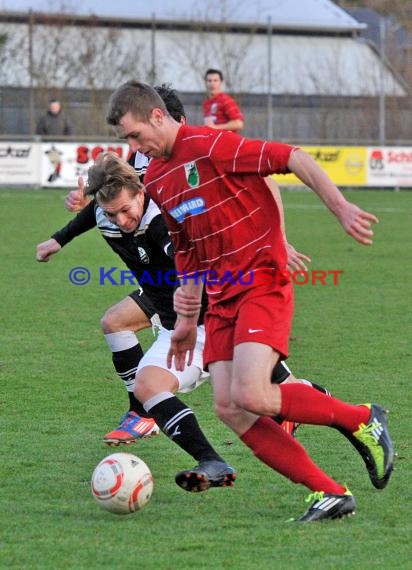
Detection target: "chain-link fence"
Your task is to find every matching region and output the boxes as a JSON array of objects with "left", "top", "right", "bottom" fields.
[{"left": 1, "top": 86, "right": 411, "bottom": 144}]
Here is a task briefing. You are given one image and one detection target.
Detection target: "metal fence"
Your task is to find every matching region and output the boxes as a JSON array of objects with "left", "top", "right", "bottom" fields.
[{"left": 1, "top": 86, "right": 411, "bottom": 145}]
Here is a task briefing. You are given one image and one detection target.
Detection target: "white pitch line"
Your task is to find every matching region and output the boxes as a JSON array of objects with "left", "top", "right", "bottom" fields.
[
  {"left": 1, "top": 192, "right": 411, "bottom": 214},
  {"left": 284, "top": 204, "right": 412, "bottom": 214},
  {"left": 0, "top": 192, "right": 63, "bottom": 199}
]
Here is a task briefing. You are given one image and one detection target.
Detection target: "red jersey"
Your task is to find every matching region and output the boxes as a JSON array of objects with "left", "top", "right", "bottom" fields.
[
  {"left": 203, "top": 92, "right": 244, "bottom": 127},
  {"left": 144, "top": 125, "right": 295, "bottom": 305}
]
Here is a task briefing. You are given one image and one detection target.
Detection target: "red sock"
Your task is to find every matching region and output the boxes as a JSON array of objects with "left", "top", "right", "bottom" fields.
[
  {"left": 241, "top": 417, "right": 345, "bottom": 494},
  {"left": 279, "top": 384, "right": 370, "bottom": 432}
]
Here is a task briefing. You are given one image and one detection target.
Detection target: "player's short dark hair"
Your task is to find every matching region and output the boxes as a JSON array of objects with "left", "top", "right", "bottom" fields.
[
  {"left": 204, "top": 68, "right": 223, "bottom": 81},
  {"left": 85, "top": 152, "right": 143, "bottom": 202},
  {"left": 154, "top": 83, "right": 186, "bottom": 122},
  {"left": 106, "top": 81, "right": 167, "bottom": 125}
]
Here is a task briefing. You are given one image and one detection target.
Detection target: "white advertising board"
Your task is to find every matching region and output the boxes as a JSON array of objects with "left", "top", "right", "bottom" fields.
[
  {"left": 40, "top": 142, "right": 131, "bottom": 187},
  {"left": 0, "top": 142, "right": 41, "bottom": 185},
  {"left": 1, "top": 142, "right": 411, "bottom": 188},
  {"left": 367, "top": 147, "right": 412, "bottom": 187}
]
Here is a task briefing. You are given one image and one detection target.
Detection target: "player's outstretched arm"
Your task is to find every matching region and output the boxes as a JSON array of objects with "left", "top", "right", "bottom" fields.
[
  {"left": 36, "top": 238, "right": 62, "bottom": 262},
  {"left": 288, "top": 149, "right": 379, "bottom": 245},
  {"left": 264, "top": 176, "right": 311, "bottom": 270}
]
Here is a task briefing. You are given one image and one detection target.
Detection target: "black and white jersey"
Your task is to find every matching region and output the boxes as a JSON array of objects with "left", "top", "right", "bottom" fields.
[
  {"left": 52, "top": 152, "right": 206, "bottom": 328},
  {"left": 52, "top": 196, "right": 181, "bottom": 329},
  {"left": 128, "top": 151, "right": 150, "bottom": 180}
]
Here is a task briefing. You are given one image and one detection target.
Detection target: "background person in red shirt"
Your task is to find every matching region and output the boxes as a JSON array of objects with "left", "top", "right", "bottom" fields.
[{"left": 203, "top": 68, "right": 244, "bottom": 132}]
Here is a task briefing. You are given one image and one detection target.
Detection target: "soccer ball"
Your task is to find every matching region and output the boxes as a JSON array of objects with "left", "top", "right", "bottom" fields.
[{"left": 91, "top": 452, "right": 153, "bottom": 514}]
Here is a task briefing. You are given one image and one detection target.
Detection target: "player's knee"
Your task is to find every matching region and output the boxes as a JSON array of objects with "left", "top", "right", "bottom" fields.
[
  {"left": 214, "top": 398, "right": 243, "bottom": 426},
  {"left": 215, "top": 400, "right": 255, "bottom": 434},
  {"left": 100, "top": 307, "right": 122, "bottom": 333},
  {"left": 214, "top": 400, "right": 233, "bottom": 425},
  {"left": 232, "top": 391, "right": 258, "bottom": 413},
  {"left": 214, "top": 401, "right": 226, "bottom": 422},
  {"left": 133, "top": 381, "right": 144, "bottom": 403},
  {"left": 232, "top": 384, "right": 274, "bottom": 415},
  {"left": 134, "top": 373, "right": 152, "bottom": 402}
]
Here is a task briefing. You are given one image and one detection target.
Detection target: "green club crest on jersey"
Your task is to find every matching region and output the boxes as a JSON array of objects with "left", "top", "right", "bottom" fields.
[{"left": 184, "top": 162, "right": 199, "bottom": 187}]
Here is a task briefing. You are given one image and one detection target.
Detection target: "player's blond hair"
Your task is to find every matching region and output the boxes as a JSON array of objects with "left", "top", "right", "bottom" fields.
[{"left": 85, "top": 152, "right": 143, "bottom": 202}]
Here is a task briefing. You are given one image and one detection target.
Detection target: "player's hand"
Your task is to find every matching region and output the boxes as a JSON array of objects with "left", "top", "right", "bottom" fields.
[
  {"left": 167, "top": 319, "right": 198, "bottom": 371},
  {"left": 64, "top": 177, "right": 90, "bottom": 212},
  {"left": 36, "top": 238, "right": 61, "bottom": 262},
  {"left": 286, "top": 242, "right": 311, "bottom": 272},
  {"left": 173, "top": 287, "right": 202, "bottom": 317},
  {"left": 336, "top": 201, "right": 379, "bottom": 245}
]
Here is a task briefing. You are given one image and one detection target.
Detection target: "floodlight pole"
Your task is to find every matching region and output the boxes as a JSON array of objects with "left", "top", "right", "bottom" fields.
[
  {"left": 379, "top": 17, "right": 386, "bottom": 146},
  {"left": 150, "top": 13, "right": 156, "bottom": 85},
  {"left": 267, "top": 17, "right": 273, "bottom": 140},
  {"left": 28, "top": 9, "right": 35, "bottom": 135}
]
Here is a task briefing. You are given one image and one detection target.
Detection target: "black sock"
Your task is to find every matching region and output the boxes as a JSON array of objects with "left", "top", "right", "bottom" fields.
[
  {"left": 112, "top": 344, "right": 144, "bottom": 391},
  {"left": 112, "top": 344, "right": 145, "bottom": 415},
  {"left": 104, "top": 332, "right": 146, "bottom": 416},
  {"left": 147, "top": 396, "right": 223, "bottom": 463}
]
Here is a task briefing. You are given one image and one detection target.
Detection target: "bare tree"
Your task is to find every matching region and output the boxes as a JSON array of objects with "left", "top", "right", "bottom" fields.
[
  {"left": 165, "top": 0, "right": 262, "bottom": 94},
  {"left": 0, "top": 24, "right": 30, "bottom": 85}
]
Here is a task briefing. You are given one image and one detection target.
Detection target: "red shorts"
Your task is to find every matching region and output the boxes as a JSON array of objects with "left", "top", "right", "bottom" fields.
[{"left": 203, "top": 281, "right": 293, "bottom": 369}]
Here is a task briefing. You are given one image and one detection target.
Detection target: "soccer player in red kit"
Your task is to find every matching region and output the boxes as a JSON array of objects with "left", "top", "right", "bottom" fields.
[
  {"left": 106, "top": 81, "right": 394, "bottom": 523},
  {"left": 203, "top": 68, "right": 244, "bottom": 132}
]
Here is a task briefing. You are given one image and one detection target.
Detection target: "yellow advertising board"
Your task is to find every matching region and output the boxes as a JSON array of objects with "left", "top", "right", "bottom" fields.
[{"left": 273, "top": 146, "right": 367, "bottom": 186}]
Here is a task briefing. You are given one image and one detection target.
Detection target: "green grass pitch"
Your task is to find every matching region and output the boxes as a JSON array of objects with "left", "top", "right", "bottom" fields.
[{"left": 0, "top": 188, "right": 411, "bottom": 569}]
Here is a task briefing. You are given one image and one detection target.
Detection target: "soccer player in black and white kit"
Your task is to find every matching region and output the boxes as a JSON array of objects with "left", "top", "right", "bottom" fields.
[{"left": 37, "top": 149, "right": 240, "bottom": 491}]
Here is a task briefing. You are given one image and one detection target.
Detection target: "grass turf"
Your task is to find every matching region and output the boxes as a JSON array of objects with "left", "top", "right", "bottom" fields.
[{"left": 0, "top": 188, "right": 410, "bottom": 569}]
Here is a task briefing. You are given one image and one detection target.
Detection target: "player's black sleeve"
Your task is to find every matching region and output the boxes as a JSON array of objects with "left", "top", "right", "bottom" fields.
[
  {"left": 51, "top": 200, "right": 97, "bottom": 247},
  {"left": 147, "top": 213, "right": 174, "bottom": 259}
]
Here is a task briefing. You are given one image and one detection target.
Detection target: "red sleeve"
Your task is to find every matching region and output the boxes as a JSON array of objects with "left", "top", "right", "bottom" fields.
[{"left": 210, "top": 131, "right": 296, "bottom": 176}]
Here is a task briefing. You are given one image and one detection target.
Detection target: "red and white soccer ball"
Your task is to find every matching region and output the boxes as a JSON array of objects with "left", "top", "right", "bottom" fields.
[{"left": 91, "top": 452, "right": 153, "bottom": 514}]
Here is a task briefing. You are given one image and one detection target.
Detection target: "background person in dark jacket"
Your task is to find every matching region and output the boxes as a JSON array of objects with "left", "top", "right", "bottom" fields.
[{"left": 36, "top": 99, "right": 72, "bottom": 136}]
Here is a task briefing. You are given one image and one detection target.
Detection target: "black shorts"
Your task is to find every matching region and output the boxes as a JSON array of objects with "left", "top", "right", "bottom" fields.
[
  {"left": 128, "top": 288, "right": 159, "bottom": 323},
  {"left": 270, "top": 360, "right": 291, "bottom": 384}
]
